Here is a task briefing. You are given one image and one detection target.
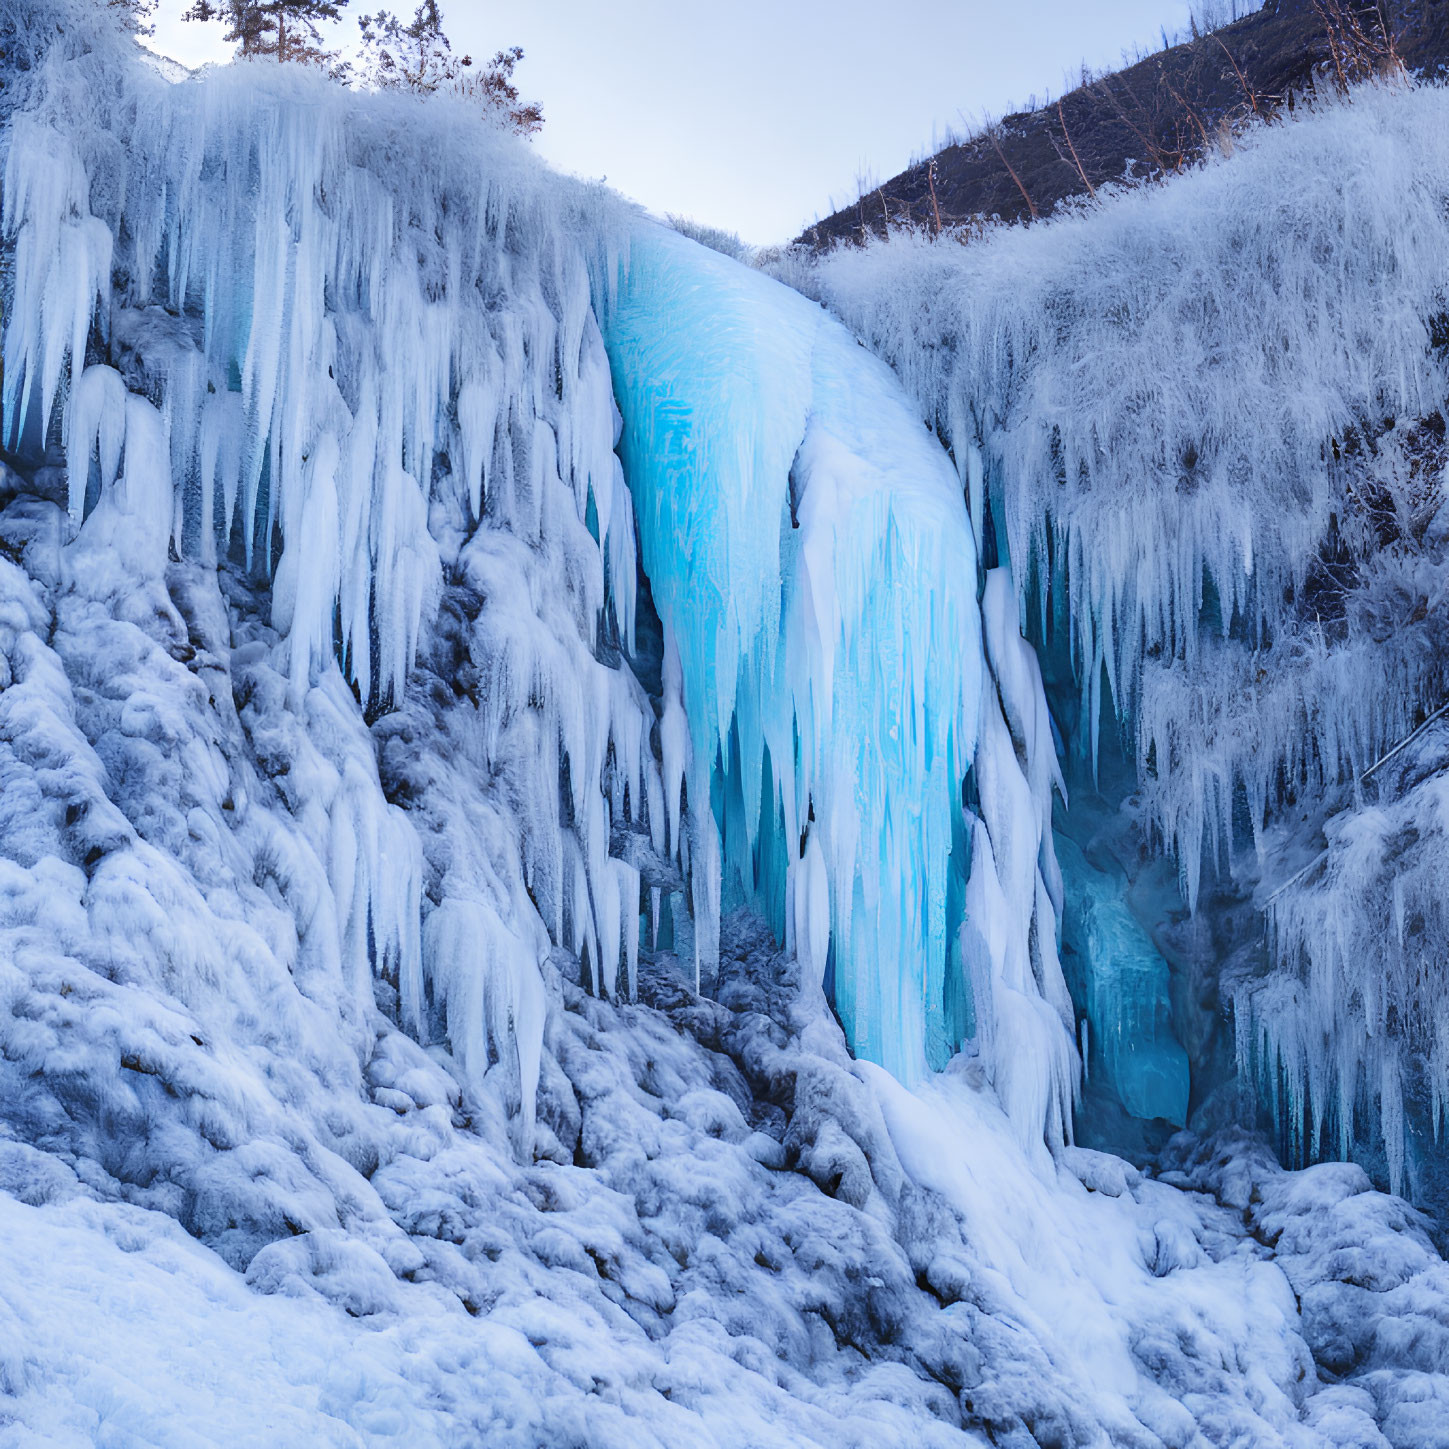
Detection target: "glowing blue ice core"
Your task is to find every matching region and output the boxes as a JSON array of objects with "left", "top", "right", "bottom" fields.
[
  {"left": 1057, "top": 835, "right": 1189, "bottom": 1127},
  {"left": 602, "top": 228, "right": 988, "bottom": 1084}
]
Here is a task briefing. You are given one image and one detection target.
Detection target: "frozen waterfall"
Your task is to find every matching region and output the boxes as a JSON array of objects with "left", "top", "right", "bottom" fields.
[
  {"left": 814, "top": 80, "right": 1449, "bottom": 1197},
  {"left": 0, "top": 0, "right": 1076, "bottom": 1144},
  {"left": 603, "top": 228, "right": 1075, "bottom": 1125}
]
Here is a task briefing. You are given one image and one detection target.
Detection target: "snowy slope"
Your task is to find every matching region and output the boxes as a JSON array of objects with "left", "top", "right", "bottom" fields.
[{"left": 0, "top": 498, "right": 1443, "bottom": 1445}]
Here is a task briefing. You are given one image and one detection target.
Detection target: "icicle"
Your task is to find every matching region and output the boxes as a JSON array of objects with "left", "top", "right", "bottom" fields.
[
  {"left": 791, "top": 830, "right": 830, "bottom": 994},
  {"left": 423, "top": 897, "right": 546, "bottom": 1157},
  {"left": 65, "top": 365, "right": 126, "bottom": 518}
]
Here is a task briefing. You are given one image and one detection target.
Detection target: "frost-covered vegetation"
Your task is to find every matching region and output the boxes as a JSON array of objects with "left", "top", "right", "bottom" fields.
[
  {"left": 814, "top": 79, "right": 1449, "bottom": 1196},
  {"left": 663, "top": 214, "right": 754, "bottom": 262}
]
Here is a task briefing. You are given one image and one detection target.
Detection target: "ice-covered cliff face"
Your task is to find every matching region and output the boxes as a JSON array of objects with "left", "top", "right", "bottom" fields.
[
  {"left": 5, "top": 3, "right": 1449, "bottom": 1444},
  {"left": 2, "top": 0, "right": 1081, "bottom": 1138},
  {"left": 815, "top": 82, "right": 1449, "bottom": 1200},
  {"left": 1, "top": 0, "right": 1093, "bottom": 1151}
]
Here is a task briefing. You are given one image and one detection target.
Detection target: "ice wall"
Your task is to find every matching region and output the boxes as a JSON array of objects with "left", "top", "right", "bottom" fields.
[
  {"left": 813, "top": 81, "right": 1449, "bottom": 1188},
  {"left": 602, "top": 229, "right": 1075, "bottom": 1129}
]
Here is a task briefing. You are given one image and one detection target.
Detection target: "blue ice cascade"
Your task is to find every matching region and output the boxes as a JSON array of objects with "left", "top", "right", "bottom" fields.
[{"left": 604, "top": 229, "right": 1076, "bottom": 1122}]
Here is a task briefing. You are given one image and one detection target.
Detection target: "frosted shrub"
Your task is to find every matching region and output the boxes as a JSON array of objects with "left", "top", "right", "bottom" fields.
[
  {"left": 815, "top": 81, "right": 1449, "bottom": 1186},
  {"left": 664, "top": 213, "right": 754, "bottom": 262},
  {"left": 820, "top": 85, "right": 1449, "bottom": 742}
]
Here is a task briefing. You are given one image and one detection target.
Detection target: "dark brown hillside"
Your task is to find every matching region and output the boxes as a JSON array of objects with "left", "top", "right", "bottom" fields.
[{"left": 800, "top": 0, "right": 1449, "bottom": 246}]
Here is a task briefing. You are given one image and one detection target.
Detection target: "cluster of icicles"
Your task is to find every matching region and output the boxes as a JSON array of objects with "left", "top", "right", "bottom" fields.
[{"left": 3, "top": 26, "right": 670, "bottom": 1139}]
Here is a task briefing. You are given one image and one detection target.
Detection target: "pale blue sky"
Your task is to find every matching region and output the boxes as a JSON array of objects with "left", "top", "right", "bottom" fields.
[{"left": 147, "top": 0, "right": 1218, "bottom": 244}]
